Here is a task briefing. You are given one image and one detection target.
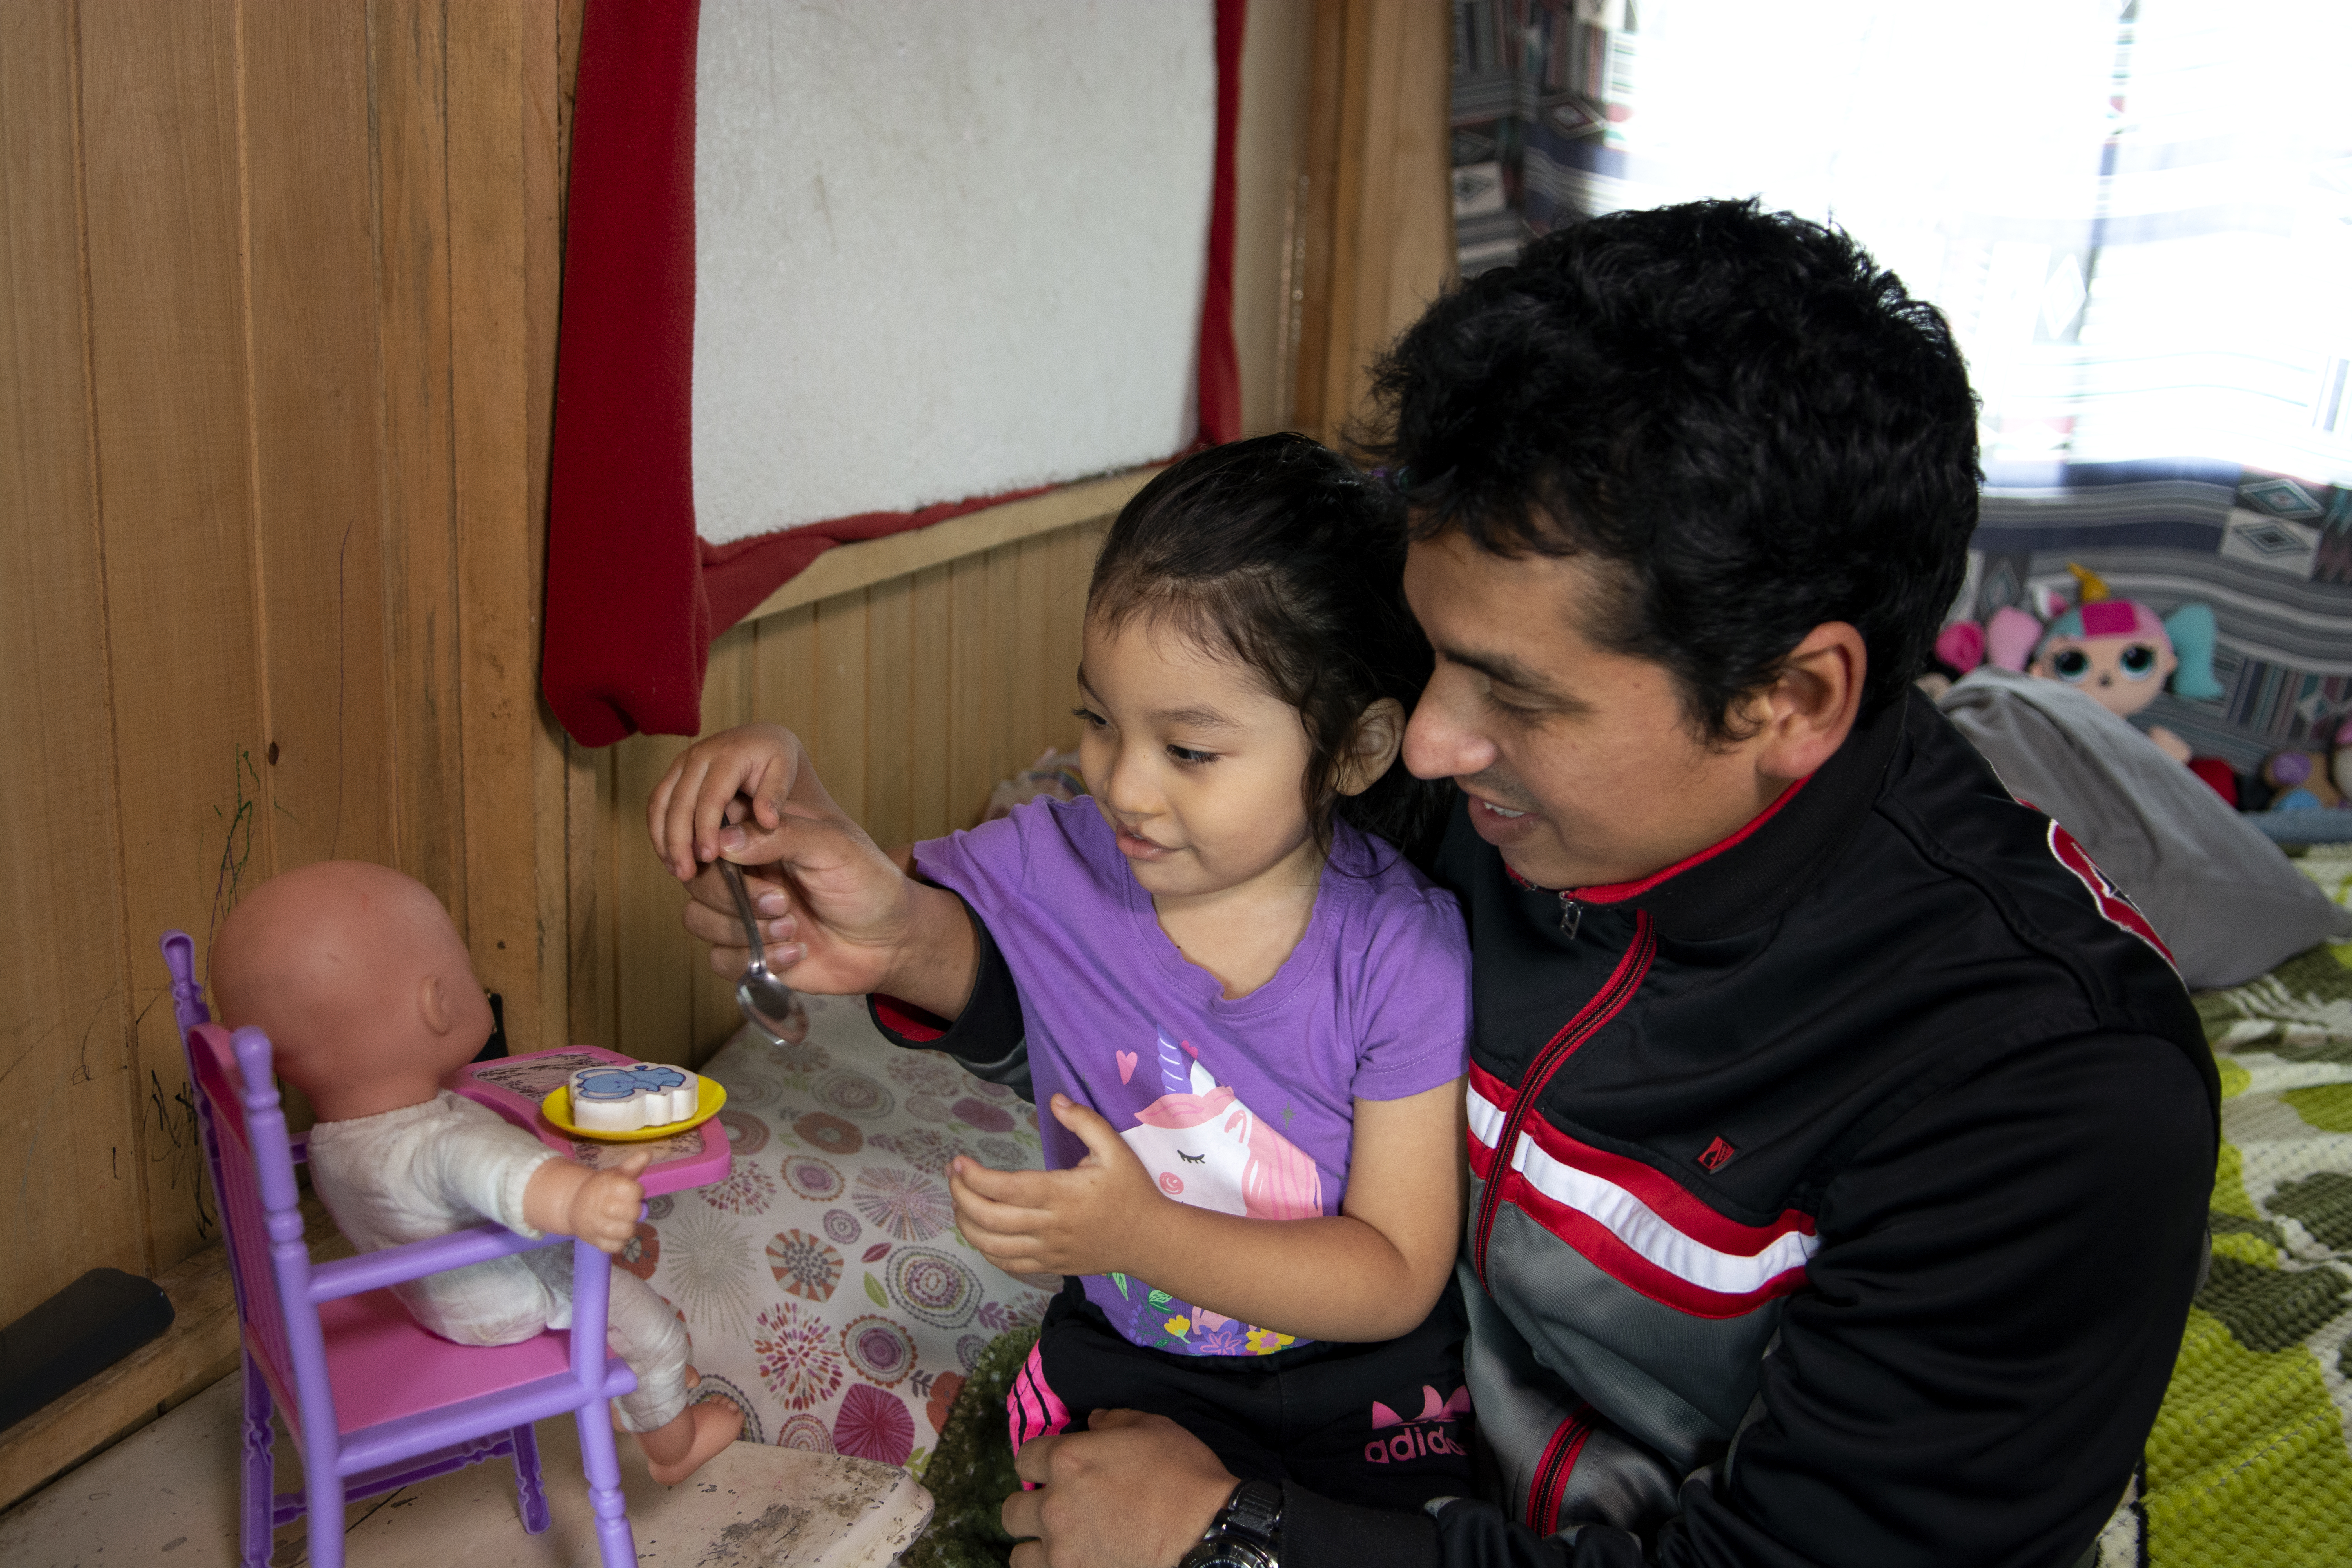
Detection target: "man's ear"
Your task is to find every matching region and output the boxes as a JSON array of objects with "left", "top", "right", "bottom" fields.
[
  {"left": 1750, "top": 622, "right": 1865, "bottom": 782},
  {"left": 418, "top": 973, "right": 456, "bottom": 1036},
  {"left": 1334, "top": 697, "right": 1406, "bottom": 797}
]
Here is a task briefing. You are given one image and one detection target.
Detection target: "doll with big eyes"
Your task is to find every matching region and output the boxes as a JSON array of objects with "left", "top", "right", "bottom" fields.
[{"left": 2028, "top": 596, "right": 2222, "bottom": 762}]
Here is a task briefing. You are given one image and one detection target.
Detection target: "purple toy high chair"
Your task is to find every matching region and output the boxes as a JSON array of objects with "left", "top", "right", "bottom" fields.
[{"left": 160, "top": 931, "right": 641, "bottom": 1568}]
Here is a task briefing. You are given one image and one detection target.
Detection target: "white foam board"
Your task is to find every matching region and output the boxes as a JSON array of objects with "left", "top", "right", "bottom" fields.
[{"left": 693, "top": 0, "right": 1218, "bottom": 544}]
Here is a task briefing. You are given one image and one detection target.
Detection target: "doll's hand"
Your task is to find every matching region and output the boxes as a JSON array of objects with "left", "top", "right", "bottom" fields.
[
  {"left": 523, "top": 1151, "right": 653, "bottom": 1252},
  {"left": 949, "top": 1096, "right": 1163, "bottom": 1278},
  {"left": 567, "top": 1151, "right": 653, "bottom": 1251}
]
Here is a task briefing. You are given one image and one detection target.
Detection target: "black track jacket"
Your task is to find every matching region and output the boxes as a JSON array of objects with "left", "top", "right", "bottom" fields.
[{"left": 876, "top": 690, "right": 2218, "bottom": 1567}]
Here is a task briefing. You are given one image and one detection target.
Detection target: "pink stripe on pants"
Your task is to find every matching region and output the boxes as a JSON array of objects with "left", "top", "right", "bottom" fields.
[{"left": 1007, "top": 1343, "right": 1072, "bottom": 1486}]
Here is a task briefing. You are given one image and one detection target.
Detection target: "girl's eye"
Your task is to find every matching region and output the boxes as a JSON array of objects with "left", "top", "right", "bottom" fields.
[
  {"left": 2119, "top": 644, "right": 2158, "bottom": 678},
  {"left": 2052, "top": 648, "right": 2091, "bottom": 682},
  {"left": 1071, "top": 705, "right": 1108, "bottom": 729},
  {"left": 1167, "top": 745, "right": 1217, "bottom": 766}
]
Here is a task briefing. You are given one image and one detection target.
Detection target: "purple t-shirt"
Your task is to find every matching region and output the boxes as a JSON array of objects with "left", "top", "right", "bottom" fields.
[{"left": 915, "top": 799, "right": 1470, "bottom": 1356}]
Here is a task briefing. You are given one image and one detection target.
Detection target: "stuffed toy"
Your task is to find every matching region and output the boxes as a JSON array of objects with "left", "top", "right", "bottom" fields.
[
  {"left": 1935, "top": 564, "right": 2231, "bottom": 797},
  {"left": 2263, "top": 715, "right": 2352, "bottom": 811}
]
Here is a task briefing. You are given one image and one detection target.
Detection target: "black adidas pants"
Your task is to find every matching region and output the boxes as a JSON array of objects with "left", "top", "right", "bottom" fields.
[{"left": 1008, "top": 1276, "right": 1474, "bottom": 1511}]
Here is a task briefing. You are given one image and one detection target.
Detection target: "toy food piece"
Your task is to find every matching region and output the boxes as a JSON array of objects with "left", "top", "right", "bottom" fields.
[{"left": 567, "top": 1062, "right": 701, "bottom": 1132}]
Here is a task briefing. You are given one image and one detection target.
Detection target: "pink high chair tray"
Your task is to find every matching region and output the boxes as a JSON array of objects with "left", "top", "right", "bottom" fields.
[{"left": 448, "top": 1046, "right": 730, "bottom": 1194}]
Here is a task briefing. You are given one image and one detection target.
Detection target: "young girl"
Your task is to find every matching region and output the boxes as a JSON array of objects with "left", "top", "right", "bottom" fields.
[{"left": 649, "top": 434, "right": 1473, "bottom": 1508}]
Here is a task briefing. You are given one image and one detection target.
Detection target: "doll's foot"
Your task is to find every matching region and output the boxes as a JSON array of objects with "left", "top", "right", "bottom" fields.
[{"left": 639, "top": 1397, "right": 744, "bottom": 1485}]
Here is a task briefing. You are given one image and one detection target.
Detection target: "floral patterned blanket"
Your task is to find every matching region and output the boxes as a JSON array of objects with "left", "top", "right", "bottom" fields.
[{"left": 634, "top": 994, "right": 1051, "bottom": 1473}]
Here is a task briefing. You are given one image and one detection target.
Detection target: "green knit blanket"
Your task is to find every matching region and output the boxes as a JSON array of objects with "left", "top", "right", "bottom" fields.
[
  {"left": 2103, "top": 846, "right": 2352, "bottom": 1567},
  {"left": 908, "top": 849, "right": 2352, "bottom": 1568}
]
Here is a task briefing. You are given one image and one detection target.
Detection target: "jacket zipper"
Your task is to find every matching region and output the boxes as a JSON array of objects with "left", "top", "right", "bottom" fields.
[
  {"left": 1472, "top": 913, "right": 1656, "bottom": 1289},
  {"left": 1528, "top": 1403, "right": 1595, "bottom": 1534}
]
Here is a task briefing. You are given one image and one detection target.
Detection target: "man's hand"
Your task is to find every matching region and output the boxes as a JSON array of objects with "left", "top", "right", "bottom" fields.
[
  {"left": 674, "top": 804, "right": 940, "bottom": 997},
  {"left": 522, "top": 1151, "right": 652, "bottom": 1252},
  {"left": 950, "top": 1096, "right": 1161, "bottom": 1278},
  {"left": 646, "top": 723, "right": 978, "bottom": 1013},
  {"left": 1003, "top": 1410, "right": 1238, "bottom": 1568}
]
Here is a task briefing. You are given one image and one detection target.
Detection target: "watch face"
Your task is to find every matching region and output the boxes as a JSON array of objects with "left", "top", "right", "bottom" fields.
[{"left": 1182, "top": 1546, "right": 1276, "bottom": 1568}]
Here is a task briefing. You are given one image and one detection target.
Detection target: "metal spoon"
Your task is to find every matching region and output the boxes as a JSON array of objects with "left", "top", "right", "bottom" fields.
[{"left": 715, "top": 853, "right": 810, "bottom": 1045}]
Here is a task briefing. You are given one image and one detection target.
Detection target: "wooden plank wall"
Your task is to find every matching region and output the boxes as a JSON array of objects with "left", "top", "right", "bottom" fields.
[
  {"left": 0, "top": 0, "right": 576, "bottom": 1334},
  {"left": 1296, "top": 0, "right": 1458, "bottom": 446}
]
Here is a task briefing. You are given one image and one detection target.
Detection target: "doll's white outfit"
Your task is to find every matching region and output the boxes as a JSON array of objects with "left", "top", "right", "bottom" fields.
[{"left": 305, "top": 1091, "right": 690, "bottom": 1432}]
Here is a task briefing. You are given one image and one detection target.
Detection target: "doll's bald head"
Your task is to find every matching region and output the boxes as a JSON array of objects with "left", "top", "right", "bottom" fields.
[{"left": 212, "top": 861, "right": 494, "bottom": 1121}]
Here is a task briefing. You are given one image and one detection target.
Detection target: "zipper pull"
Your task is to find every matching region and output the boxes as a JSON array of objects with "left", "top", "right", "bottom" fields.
[{"left": 1558, "top": 895, "right": 1582, "bottom": 940}]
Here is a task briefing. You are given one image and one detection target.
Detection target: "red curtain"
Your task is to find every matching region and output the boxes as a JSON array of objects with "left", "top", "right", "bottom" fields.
[{"left": 543, "top": 0, "right": 1245, "bottom": 747}]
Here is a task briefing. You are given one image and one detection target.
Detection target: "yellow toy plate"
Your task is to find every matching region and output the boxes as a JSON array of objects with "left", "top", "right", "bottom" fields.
[{"left": 540, "top": 1075, "right": 727, "bottom": 1142}]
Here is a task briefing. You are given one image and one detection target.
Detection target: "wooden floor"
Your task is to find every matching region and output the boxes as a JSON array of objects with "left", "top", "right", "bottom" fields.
[{"left": 0, "top": 1369, "right": 932, "bottom": 1568}]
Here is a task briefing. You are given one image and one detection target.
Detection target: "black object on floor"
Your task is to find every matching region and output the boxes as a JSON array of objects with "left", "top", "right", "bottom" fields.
[{"left": 0, "top": 1267, "right": 174, "bottom": 1432}]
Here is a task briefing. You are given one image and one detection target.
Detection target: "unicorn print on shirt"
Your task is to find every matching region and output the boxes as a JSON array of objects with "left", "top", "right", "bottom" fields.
[
  {"left": 1120, "top": 1034, "right": 1323, "bottom": 1222},
  {"left": 1103, "top": 1034, "right": 1328, "bottom": 1354}
]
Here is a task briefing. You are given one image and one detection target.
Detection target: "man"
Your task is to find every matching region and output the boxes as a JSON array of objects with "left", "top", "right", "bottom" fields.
[{"left": 668, "top": 201, "right": 2215, "bottom": 1566}]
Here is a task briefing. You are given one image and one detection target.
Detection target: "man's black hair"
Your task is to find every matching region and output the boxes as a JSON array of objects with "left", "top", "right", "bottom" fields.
[
  {"left": 1089, "top": 432, "right": 1452, "bottom": 858},
  {"left": 1366, "top": 198, "right": 1980, "bottom": 739}
]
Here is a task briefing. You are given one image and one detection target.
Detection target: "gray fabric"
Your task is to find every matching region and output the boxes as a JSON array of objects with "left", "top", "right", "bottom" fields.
[{"left": 1936, "top": 667, "right": 2352, "bottom": 989}]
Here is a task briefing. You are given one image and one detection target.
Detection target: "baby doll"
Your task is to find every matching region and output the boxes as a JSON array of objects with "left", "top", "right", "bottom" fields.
[{"left": 211, "top": 860, "right": 741, "bottom": 1485}]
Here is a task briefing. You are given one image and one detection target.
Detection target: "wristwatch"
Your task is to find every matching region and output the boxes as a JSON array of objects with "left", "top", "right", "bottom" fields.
[{"left": 1176, "top": 1479, "right": 1283, "bottom": 1568}]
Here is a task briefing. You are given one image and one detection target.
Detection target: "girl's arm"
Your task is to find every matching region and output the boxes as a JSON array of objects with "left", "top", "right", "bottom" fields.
[
  {"left": 648, "top": 724, "right": 978, "bottom": 1014},
  {"left": 950, "top": 1080, "right": 1466, "bottom": 1343}
]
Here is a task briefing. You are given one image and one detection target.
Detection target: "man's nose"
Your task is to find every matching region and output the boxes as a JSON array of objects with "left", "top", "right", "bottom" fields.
[{"left": 1401, "top": 681, "right": 1495, "bottom": 780}]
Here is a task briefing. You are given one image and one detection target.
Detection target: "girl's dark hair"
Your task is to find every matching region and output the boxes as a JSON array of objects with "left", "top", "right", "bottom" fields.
[{"left": 1087, "top": 432, "right": 1449, "bottom": 861}]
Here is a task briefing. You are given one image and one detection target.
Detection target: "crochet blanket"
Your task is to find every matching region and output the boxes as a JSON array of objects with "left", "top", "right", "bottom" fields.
[{"left": 2095, "top": 844, "right": 2352, "bottom": 1566}]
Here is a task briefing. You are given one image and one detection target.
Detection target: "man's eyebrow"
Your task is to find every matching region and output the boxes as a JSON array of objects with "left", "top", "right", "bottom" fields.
[{"left": 1437, "top": 642, "right": 1568, "bottom": 702}]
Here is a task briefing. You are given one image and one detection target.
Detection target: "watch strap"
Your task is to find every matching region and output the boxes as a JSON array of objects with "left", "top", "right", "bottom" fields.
[{"left": 1218, "top": 1479, "right": 1283, "bottom": 1549}]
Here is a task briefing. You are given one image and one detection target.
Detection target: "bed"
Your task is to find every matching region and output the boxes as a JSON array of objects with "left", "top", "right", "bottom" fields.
[{"left": 2102, "top": 846, "right": 2352, "bottom": 1564}]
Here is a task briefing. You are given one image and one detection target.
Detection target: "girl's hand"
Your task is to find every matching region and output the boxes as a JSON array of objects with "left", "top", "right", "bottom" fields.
[
  {"left": 949, "top": 1096, "right": 1161, "bottom": 1278},
  {"left": 647, "top": 723, "right": 805, "bottom": 881}
]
